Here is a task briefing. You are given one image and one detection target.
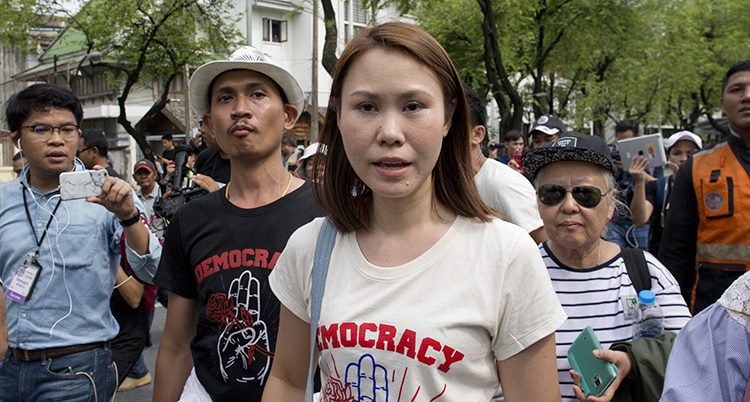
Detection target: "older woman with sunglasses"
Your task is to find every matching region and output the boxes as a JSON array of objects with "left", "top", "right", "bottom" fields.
[{"left": 523, "top": 133, "right": 691, "bottom": 402}]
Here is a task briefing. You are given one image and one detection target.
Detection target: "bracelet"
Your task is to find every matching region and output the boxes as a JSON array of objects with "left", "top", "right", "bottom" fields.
[
  {"left": 114, "top": 275, "right": 133, "bottom": 289},
  {"left": 119, "top": 212, "right": 141, "bottom": 227}
]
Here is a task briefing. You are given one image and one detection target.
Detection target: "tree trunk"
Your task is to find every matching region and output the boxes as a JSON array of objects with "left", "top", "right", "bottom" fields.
[
  {"left": 320, "top": 0, "right": 339, "bottom": 76},
  {"left": 477, "top": 0, "right": 523, "bottom": 134},
  {"left": 117, "top": 73, "right": 176, "bottom": 161}
]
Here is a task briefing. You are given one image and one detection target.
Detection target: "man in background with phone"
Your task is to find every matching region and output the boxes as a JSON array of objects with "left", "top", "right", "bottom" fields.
[
  {"left": 0, "top": 83, "right": 161, "bottom": 401},
  {"left": 495, "top": 129, "right": 526, "bottom": 172}
]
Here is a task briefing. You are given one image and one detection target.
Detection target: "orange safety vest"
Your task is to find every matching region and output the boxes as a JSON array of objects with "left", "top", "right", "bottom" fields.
[{"left": 690, "top": 142, "right": 750, "bottom": 313}]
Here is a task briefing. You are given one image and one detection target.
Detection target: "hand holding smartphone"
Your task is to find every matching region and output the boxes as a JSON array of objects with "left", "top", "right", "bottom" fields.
[
  {"left": 59, "top": 169, "right": 108, "bottom": 200},
  {"left": 567, "top": 326, "right": 618, "bottom": 398}
]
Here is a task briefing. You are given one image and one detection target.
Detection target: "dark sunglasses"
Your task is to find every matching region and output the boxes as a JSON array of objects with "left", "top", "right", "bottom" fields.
[{"left": 538, "top": 184, "right": 610, "bottom": 208}]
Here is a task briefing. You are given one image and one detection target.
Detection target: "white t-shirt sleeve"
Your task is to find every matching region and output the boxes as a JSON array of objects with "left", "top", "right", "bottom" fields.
[
  {"left": 492, "top": 228, "right": 567, "bottom": 360},
  {"left": 269, "top": 218, "right": 325, "bottom": 323},
  {"left": 475, "top": 160, "right": 544, "bottom": 234}
]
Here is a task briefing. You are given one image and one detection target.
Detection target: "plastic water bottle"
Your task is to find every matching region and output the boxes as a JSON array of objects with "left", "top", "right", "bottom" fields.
[{"left": 632, "top": 290, "right": 664, "bottom": 339}]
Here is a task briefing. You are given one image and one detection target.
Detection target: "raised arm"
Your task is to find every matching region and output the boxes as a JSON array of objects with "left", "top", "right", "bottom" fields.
[
  {"left": 629, "top": 156, "right": 655, "bottom": 226},
  {"left": 261, "top": 306, "right": 313, "bottom": 402}
]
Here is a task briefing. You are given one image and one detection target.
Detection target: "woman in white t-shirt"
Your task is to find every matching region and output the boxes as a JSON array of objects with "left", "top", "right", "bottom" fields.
[{"left": 262, "top": 22, "right": 567, "bottom": 402}]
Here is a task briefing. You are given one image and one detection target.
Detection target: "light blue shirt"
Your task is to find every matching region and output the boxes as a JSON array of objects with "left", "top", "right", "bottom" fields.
[
  {"left": 0, "top": 159, "right": 161, "bottom": 349},
  {"left": 661, "top": 302, "right": 750, "bottom": 401}
]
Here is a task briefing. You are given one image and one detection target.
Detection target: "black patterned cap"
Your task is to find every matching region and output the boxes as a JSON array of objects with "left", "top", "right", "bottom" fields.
[{"left": 522, "top": 133, "right": 616, "bottom": 179}]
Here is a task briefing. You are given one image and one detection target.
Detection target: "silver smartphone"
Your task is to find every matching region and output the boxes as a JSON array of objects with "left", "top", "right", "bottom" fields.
[{"left": 59, "top": 170, "right": 108, "bottom": 200}]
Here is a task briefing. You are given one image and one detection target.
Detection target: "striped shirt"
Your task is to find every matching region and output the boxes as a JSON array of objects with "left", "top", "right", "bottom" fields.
[{"left": 540, "top": 242, "right": 692, "bottom": 401}]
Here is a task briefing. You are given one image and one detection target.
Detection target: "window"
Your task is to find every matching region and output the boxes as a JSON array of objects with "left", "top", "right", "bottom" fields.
[
  {"left": 262, "top": 18, "right": 287, "bottom": 43},
  {"left": 343, "top": 0, "right": 371, "bottom": 43}
]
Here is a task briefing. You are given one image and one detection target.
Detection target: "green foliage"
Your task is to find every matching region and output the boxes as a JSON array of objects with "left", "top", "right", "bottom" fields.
[
  {"left": 0, "top": 0, "right": 52, "bottom": 51},
  {"left": 66, "top": 0, "right": 241, "bottom": 89},
  {"left": 411, "top": 0, "right": 750, "bottom": 133}
]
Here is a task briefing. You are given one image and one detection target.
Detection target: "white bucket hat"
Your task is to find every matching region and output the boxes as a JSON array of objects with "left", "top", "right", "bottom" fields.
[{"left": 189, "top": 46, "right": 304, "bottom": 118}]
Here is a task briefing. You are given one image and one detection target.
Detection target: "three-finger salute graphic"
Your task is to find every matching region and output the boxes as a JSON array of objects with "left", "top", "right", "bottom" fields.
[{"left": 207, "top": 270, "right": 272, "bottom": 384}]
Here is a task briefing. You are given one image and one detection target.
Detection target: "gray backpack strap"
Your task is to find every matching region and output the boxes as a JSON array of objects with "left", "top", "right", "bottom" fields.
[{"left": 304, "top": 218, "right": 337, "bottom": 402}]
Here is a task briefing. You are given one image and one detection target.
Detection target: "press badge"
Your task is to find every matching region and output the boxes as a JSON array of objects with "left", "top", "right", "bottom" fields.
[
  {"left": 5, "top": 254, "right": 41, "bottom": 304},
  {"left": 621, "top": 295, "right": 639, "bottom": 320}
]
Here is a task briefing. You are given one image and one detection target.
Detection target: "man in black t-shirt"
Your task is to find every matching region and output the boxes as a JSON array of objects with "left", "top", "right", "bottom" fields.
[
  {"left": 153, "top": 46, "right": 321, "bottom": 402},
  {"left": 159, "top": 134, "right": 177, "bottom": 164},
  {"left": 193, "top": 114, "right": 231, "bottom": 191}
]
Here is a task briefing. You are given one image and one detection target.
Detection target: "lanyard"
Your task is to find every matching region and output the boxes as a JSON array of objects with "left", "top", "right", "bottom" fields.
[{"left": 21, "top": 187, "right": 62, "bottom": 256}]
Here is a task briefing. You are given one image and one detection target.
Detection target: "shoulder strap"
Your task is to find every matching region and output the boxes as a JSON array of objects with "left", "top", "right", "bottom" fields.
[
  {"left": 656, "top": 176, "right": 668, "bottom": 210},
  {"left": 657, "top": 176, "right": 670, "bottom": 227},
  {"left": 621, "top": 247, "right": 651, "bottom": 294},
  {"left": 305, "top": 218, "right": 337, "bottom": 402}
]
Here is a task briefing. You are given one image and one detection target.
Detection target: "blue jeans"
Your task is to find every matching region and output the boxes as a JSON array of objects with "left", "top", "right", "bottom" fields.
[
  {"left": 604, "top": 221, "right": 650, "bottom": 251},
  {"left": 0, "top": 344, "right": 116, "bottom": 402},
  {"left": 128, "top": 354, "right": 148, "bottom": 378}
]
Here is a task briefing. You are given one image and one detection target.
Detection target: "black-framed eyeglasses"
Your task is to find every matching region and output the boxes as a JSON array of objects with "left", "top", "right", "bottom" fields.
[
  {"left": 538, "top": 184, "right": 610, "bottom": 208},
  {"left": 22, "top": 124, "right": 80, "bottom": 140},
  {"left": 77, "top": 146, "right": 94, "bottom": 156}
]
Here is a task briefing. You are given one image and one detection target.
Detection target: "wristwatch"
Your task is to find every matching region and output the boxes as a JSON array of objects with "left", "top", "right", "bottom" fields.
[{"left": 119, "top": 212, "right": 141, "bottom": 227}]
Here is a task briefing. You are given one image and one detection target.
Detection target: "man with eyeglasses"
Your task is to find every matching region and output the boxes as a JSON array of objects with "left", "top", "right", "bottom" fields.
[
  {"left": 0, "top": 83, "right": 161, "bottom": 401},
  {"left": 77, "top": 129, "right": 121, "bottom": 178}
]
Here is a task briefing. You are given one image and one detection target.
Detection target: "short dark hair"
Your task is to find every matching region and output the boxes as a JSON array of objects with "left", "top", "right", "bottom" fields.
[
  {"left": 12, "top": 152, "right": 23, "bottom": 162},
  {"left": 162, "top": 134, "right": 173, "bottom": 141},
  {"left": 464, "top": 85, "right": 487, "bottom": 127},
  {"left": 281, "top": 132, "right": 296, "bottom": 147},
  {"left": 82, "top": 129, "right": 109, "bottom": 157},
  {"left": 503, "top": 130, "right": 523, "bottom": 142},
  {"left": 6, "top": 83, "right": 83, "bottom": 134},
  {"left": 722, "top": 60, "right": 750, "bottom": 94},
  {"left": 615, "top": 119, "right": 639, "bottom": 136}
]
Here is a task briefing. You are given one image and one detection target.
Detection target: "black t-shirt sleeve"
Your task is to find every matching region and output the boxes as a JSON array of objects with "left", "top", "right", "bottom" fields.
[
  {"left": 193, "top": 149, "right": 211, "bottom": 174},
  {"left": 153, "top": 210, "right": 198, "bottom": 299},
  {"left": 658, "top": 160, "right": 699, "bottom": 303}
]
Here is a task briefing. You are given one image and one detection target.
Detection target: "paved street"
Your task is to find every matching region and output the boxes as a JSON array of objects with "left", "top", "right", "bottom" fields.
[{"left": 115, "top": 303, "right": 166, "bottom": 402}]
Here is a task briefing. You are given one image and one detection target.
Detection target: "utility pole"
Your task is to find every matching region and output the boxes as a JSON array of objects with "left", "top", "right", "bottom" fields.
[
  {"left": 311, "top": 0, "right": 319, "bottom": 142},
  {"left": 184, "top": 63, "right": 192, "bottom": 139}
]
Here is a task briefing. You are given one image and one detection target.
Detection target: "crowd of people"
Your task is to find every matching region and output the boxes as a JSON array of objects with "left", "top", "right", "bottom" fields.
[{"left": 0, "top": 21, "right": 748, "bottom": 402}]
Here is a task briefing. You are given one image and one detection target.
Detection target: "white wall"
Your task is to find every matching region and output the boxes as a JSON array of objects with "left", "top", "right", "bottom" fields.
[{"left": 227, "top": 0, "right": 408, "bottom": 111}]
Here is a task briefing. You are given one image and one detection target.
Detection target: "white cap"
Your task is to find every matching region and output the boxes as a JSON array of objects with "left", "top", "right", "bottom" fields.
[
  {"left": 299, "top": 142, "right": 327, "bottom": 162},
  {"left": 189, "top": 46, "right": 304, "bottom": 118},
  {"left": 666, "top": 131, "right": 702, "bottom": 150}
]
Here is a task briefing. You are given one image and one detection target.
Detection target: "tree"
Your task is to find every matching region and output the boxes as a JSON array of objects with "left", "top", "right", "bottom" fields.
[
  {"left": 27, "top": 0, "right": 241, "bottom": 159},
  {"left": 0, "top": 0, "right": 45, "bottom": 51}
]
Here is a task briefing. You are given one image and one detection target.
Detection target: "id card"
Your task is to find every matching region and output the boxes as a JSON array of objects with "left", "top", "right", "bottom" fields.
[
  {"left": 621, "top": 295, "right": 639, "bottom": 320},
  {"left": 5, "top": 254, "right": 41, "bottom": 304}
]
